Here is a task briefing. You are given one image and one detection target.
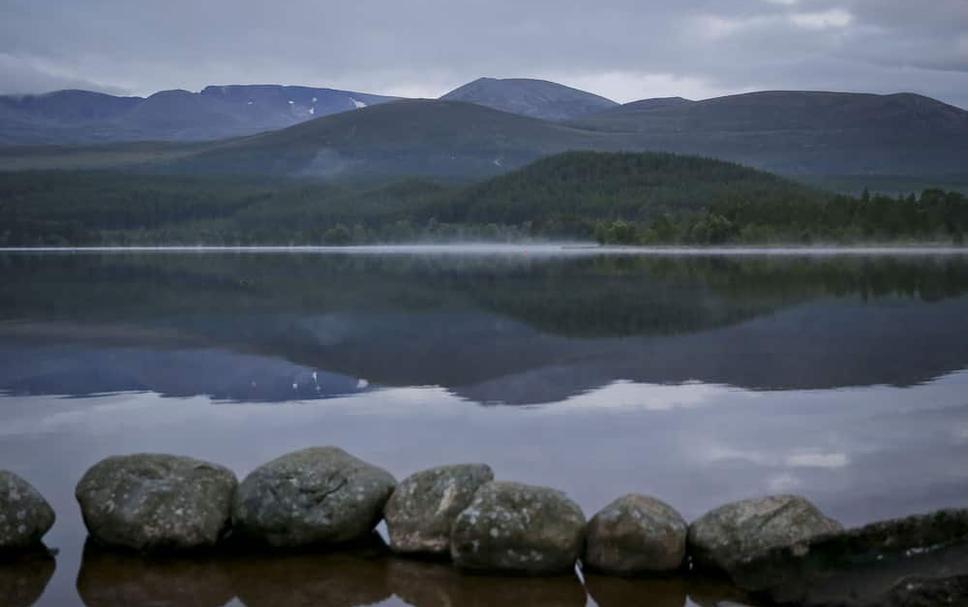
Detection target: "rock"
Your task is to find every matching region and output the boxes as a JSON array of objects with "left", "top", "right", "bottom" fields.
[
  {"left": 77, "top": 542, "right": 234, "bottom": 607},
  {"left": 388, "top": 557, "right": 587, "bottom": 607},
  {"left": 0, "top": 471, "right": 55, "bottom": 552},
  {"left": 884, "top": 574, "right": 968, "bottom": 607},
  {"left": 450, "top": 480, "right": 585, "bottom": 574},
  {"left": 384, "top": 463, "right": 494, "bottom": 555},
  {"left": 232, "top": 446, "right": 396, "bottom": 548},
  {"left": 0, "top": 551, "right": 56, "bottom": 607},
  {"left": 688, "top": 494, "right": 842, "bottom": 577},
  {"left": 75, "top": 454, "right": 237, "bottom": 552},
  {"left": 730, "top": 508, "right": 968, "bottom": 607},
  {"left": 585, "top": 494, "right": 687, "bottom": 574}
]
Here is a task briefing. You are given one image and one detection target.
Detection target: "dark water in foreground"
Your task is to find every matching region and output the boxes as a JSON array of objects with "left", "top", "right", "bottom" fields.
[{"left": 2, "top": 247, "right": 968, "bottom": 606}]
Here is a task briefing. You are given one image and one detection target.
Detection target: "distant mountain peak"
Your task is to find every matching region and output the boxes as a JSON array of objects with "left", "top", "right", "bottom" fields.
[{"left": 440, "top": 77, "right": 618, "bottom": 121}]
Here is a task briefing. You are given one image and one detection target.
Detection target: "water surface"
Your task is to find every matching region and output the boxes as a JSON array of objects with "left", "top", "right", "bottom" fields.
[{"left": 2, "top": 247, "right": 968, "bottom": 606}]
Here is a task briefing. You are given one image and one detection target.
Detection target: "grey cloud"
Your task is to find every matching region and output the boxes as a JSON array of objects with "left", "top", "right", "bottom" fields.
[{"left": 0, "top": 0, "right": 965, "bottom": 108}]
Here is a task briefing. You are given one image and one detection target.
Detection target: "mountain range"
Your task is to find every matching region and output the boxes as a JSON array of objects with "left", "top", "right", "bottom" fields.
[
  {"left": 1, "top": 77, "right": 967, "bottom": 180},
  {"left": 0, "top": 85, "right": 397, "bottom": 144}
]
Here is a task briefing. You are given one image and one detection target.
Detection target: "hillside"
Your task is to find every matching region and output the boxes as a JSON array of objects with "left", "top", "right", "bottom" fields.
[
  {"left": 571, "top": 90, "right": 968, "bottom": 176},
  {"left": 160, "top": 99, "right": 617, "bottom": 179},
  {"left": 425, "top": 151, "right": 827, "bottom": 232},
  {"left": 5, "top": 150, "right": 966, "bottom": 247},
  {"left": 0, "top": 85, "right": 398, "bottom": 144},
  {"left": 3, "top": 88, "right": 967, "bottom": 180},
  {"left": 441, "top": 77, "right": 618, "bottom": 121}
]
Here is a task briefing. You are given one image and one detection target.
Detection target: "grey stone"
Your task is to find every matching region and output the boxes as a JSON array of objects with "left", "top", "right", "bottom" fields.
[
  {"left": 75, "top": 454, "right": 237, "bottom": 552},
  {"left": 585, "top": 494, "right": 687, "bottom": 574},
  {"left": 731, "top": 508, "right": 968, "bottom": 607},
  {"left": 450, "top": 481, "right": 586, "bottom": 574},
  {"left": 384, "top": 463, "right": 494, "bottom": 555},
  {"left": 0, "top": 471, "right": 55, "bottom": 552},
  {"left": 884, "top": 574, "right": 968, "bottom": 607},
  {"left": 688, "top": 494, "right": 842, "bottom": 576},
  {"left": 232, "top": 446, "right": 396, "bottom": 548}
]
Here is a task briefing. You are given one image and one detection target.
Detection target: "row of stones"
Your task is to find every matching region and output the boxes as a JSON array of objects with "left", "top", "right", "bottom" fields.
[{"left": 2, "top": 446, "right": 842, "bottom": 581}]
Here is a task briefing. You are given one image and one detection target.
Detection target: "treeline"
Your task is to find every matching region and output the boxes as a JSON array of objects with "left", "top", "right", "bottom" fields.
[
  {"left": 1, "top": 152, "right": 967, "bottom": 246},
  {"left": 593, "top": 188, "right": 968, "bottom": 245}
]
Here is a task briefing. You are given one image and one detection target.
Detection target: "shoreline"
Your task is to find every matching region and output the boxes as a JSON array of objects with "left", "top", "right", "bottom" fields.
[
  {"left": 2, "top": 243, "right": 968, "bottom": 256},
  {"left": 4, "top": 450, "right": 967, "bottom": 607}
]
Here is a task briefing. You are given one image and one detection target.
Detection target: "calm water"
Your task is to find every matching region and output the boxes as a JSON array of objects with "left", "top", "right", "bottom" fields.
[{"left": 2, "top": 247, "right": 968, "bottom": 606}]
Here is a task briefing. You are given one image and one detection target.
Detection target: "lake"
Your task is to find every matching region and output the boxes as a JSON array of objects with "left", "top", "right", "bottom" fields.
[{"left": 2, "top": 246, "right": 968, "bottom": 606}]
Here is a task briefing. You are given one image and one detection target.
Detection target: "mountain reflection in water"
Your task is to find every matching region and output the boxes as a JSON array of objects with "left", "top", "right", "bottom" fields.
[
  {"left": 2, "top": 250, "right": 968, "bottom": 404},
  {"left": 3, "top": 248, "right": 968, "bottom": 606}
]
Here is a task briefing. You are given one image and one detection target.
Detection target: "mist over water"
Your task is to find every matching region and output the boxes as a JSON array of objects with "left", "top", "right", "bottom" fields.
[{"left": 2, "top": 247, "right": 968, "bottom": 606}]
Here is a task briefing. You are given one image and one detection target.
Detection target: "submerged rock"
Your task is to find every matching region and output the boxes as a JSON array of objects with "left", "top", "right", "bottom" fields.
[
  {"left": 731, "top": 507, "right": 968, "bottom": 606},
  {"left": 384, "top": 463, "right": 494, "bottom": 555},
  {"left": 75, "top": 454, "right": 237, "bottom": 552},
  {"left": 687, "top": 494, "right": 842, "bottom": 577},
  {"left": 0, "top": 471, "right": 55, "bottom": 552},
  {"left": 584, "top": 494, "right": 687, "bottom": 574},
  {"left": 232, "top": 446, "right": 396, "bottom": 548},
  {"left": 450, "top": 480, "right": 586, "bottom": 574}
]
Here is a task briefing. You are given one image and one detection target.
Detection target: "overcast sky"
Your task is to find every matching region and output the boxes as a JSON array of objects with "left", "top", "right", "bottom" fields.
[{"left": 1, "top": 0, "right": 966, "bottom": 107}]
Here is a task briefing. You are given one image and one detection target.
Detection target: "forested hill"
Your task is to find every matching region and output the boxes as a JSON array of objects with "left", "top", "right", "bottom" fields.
[
  {"left": 428, "top": 151, "right": 825, "bottom": 228},
  {"left": 1, "top": 151, "right": 966, "bottom": 246}
]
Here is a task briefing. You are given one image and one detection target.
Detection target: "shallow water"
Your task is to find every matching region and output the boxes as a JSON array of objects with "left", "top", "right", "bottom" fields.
[{"left": 2, "top": 247, "right": 968, "bottom": 606}]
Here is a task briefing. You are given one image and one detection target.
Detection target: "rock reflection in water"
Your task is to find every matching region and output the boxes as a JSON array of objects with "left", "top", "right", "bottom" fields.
[
  {"left": 388, "top": 558, "right": 586, "bottom": 607},
  {"left": 585, "top": 572, "right": 754, "bottom": 607},
  {"left": 76, "top": 542, "right": 234, "bottom": 607},
  {"left": 0, "top": 550, "right": 56, "bottom": 607},
  {"left": 230, "top": 535, "right": 392, "bottom": 607},
  {"left": 71, "top": 537, "right": 769, "bottom": 607}
]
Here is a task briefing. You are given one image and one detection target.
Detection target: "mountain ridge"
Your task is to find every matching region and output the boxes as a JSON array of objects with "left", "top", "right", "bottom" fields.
[
  {"left": 1, "top": 84, "right": 966, "bottom": 179},
  {"left": 0, "top": 84, "right": 400, "bottom": 145}
]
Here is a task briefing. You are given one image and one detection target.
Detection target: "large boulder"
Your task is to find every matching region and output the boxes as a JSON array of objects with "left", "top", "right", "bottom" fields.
[
  {"left": 0, "top": 471, "right": 55, "bottom": 552},
  {"left": 232, "top": 446, "right": 396, "bottom": 548},
  {"left": 688, "top": 495, "right": 841, "bottom": 576},
  {"left": 450, "top": 481, "right": 586, "bottom": 574},
  {"left": 384, "top": 463, "right": 494, "bottom": 555},
  {"left": 75, "top": 454, "right": 237, "bottom": 552},
  {"left": 731, "top": 508, "right": 968, "bottom": 607},
  {"left": 585, "top": 494, "right": 687, "bottom": 574}
]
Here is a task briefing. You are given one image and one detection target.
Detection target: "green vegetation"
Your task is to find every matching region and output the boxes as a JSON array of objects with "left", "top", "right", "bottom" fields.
[
  {"left": 1, "top": 152, "right": 967, "bottom": 246},
  {"left": 593, "top": 188, "right": 968, "bottom": 245},
  {"left": 799, "top": 174, "right": 968, "bottom": 197}
]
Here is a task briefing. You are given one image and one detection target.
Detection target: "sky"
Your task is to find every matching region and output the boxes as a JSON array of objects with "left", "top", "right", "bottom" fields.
[{"left": 1, "top": 0, "right": 966, "bottom": 108}]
